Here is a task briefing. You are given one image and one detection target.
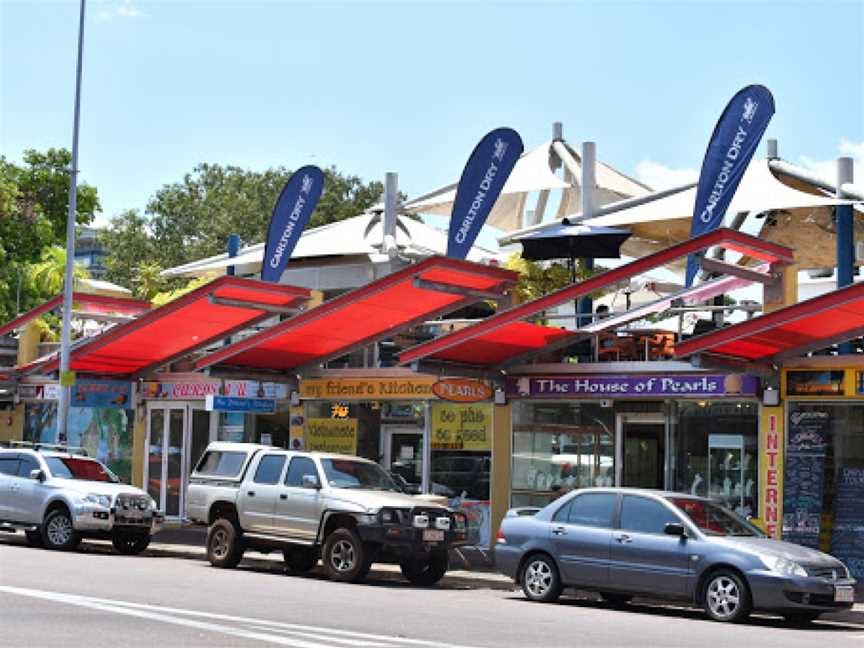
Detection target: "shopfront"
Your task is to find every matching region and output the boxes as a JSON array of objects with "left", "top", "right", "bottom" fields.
[
  {"left": 507, "top": 372, "right": 761, "bottom": 516},
  {"left": 780, "top": 367, "right": 864, "bottom": 580},
  {"left": 297, "top": 373, "right": 498, "bottom": 547}
]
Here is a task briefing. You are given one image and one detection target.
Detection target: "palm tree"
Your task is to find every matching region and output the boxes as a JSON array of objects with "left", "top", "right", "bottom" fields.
[
  {"left": 133, "top": 261, "right": 166, "bottom": 301},
  {"left": 29, "top": 246, "right": 89, "bottom": 295}
]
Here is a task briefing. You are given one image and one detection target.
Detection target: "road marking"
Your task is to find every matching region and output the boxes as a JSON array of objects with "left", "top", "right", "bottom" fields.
[{"left": 0, "top": 585, "right": 482, "bottom": 648}]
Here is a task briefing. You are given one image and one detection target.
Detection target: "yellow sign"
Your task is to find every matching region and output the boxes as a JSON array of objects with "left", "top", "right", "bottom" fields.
[
  {"left": 300, "top": 377, "right": 437, "bottom": 401},
  {"left": 430, "top": 403, "right": 492, "bottom": 451},
  {"left": 288, "top": 405, "right": 305, "bottom": 451},
  {"left": 59, "top": 371, "right": 76, "bottom": 387},
  {"left": 306, "top": 418, "right": 358, "bottom": 455}
]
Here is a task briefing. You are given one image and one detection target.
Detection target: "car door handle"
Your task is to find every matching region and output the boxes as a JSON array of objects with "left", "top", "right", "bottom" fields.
[
  {"left": 279, "top": 494, "right": 287, "bottom": 500},
  {"left": 615, "top": 534, "right": 632, "bottom": 544},
  {"left": 552, "top": 525, "right": 567, "bottom": 536},
  {"left": 247, "top": 491, "right": 255, "bottom": 497}
]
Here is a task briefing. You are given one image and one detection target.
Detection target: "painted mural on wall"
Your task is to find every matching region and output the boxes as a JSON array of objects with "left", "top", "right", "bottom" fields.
[{"left": 23, "top": 403, "right": 132, "bottom": 483}]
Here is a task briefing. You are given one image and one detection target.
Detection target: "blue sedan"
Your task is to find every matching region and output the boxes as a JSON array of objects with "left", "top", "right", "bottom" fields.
[{"left": 494, "top": 488, "right": 855, "bottom": 623}]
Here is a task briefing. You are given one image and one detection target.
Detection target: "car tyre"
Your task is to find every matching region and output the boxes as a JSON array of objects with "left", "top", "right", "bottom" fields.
[
  {"left": 207, "top": 518, "right": 244, "bottom": 568},
  {"left": 703, "top": 570, "right": 751, "bottom": 623},
  {"left": 600, "top": 592, "right": 633, "bottom": 607},
  {"left": 400, "top": 549, "right": 449, "bottom": 586},
  {"left": 322, "top": 528, "right": 371, "bottom": 583},
  {"left": 521, "top": 554, "right": 562, "bottom": 603},
  {"left": 41, "top": 508, "right": 81, "bottom": 551},
  {"left": 112, "top": 532, "right": 151, "bottom": 555},
  {"left": 283, "top": 547, "right": 318, "bottom": 573},
  {"left": 24, "top": 530, "right": 44, "bottom": 547},
  {"left": 783, "top": 611, "right": 821, "bottom": 625}
]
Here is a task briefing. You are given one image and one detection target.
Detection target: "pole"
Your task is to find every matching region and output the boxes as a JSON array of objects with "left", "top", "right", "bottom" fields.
[
  {"left": 383, "top": 172, "right": 398, "bottom": 257},
  {"left": 577, "top": 141, "right": 596, "bottom": 328},
  {"left": 226, "top": 233, "right": 240, "bottom": 277},
  {"left": 837, "top": 156, "right": 855, "bottom": 354},
  {"left": 58, "top": 0, "right": 86, "bottom": 444}
]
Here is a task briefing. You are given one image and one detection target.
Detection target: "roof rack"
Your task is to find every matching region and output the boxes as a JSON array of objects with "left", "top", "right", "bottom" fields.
[{"left": 5, "top": 440, "right": 88, "bottom": 456}]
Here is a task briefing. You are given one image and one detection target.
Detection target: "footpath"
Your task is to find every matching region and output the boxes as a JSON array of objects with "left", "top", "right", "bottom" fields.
[{"left": 149, "top": 525, "right": 864, "bottom": 626}]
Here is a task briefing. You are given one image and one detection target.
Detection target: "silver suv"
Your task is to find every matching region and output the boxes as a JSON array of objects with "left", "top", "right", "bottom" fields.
[
  {"left": 187, "top": 443, "right": 468, "bottom": 584},
  {"left": 0, "top": 444, "right": 163, "bottom": 554}
]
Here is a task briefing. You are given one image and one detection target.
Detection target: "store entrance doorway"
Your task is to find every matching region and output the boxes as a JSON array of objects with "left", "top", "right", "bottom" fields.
[
  {"left": 616, "top": 414, "right": 666, "bottom": 490},
  {"left": 145, "top": 402, "right": 214, "bottom": 519},
  {"left": 382, "top": 427, "right": 424, "bottom": 493}
]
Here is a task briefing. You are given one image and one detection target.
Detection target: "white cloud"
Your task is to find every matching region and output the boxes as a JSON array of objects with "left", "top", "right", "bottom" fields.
[
  {"left": 97, "top": 1, "right": 145, "bottom": 21},
  {"left": 798, "top": 139, "right": 864, "bottom": 184},
  {"left": 634, "top": 160, "right": 698, "bottom": 191}
]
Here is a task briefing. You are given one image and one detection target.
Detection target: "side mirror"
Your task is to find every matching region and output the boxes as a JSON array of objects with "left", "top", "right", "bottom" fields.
[
  {"left": 301, "top": 474, "right": 320, "bottom": 490},
  {"left": 664, "top": 522, "right": 687, "bottom": 537},
  {"left": 30, "top": 469, "right": 45, "bottom": 482}
]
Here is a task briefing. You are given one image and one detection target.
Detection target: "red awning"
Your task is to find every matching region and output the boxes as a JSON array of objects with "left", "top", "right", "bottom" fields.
[
  {"left": 29, "top": 277, "right": 310, "bottom": 377},
  {"left": 0, "top": 293, "right": 151, "bottom": 338},
  {"left": 195, "top": 257, "right": 517, "bottom": 372},
  {"left": 674, "top": 281, "right": 864, "bottom": 364},
  {"left": 399, "top": 228, "right": 794, "bottom": 370}
]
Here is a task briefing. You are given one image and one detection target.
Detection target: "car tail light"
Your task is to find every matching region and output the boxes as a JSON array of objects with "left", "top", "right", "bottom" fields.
[{"left": 496, "top": 528, "right": 506, "bottom": 544}]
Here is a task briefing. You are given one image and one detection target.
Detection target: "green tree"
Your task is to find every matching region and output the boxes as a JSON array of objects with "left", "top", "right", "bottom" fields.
[
  {"left": 101, "top": 210, "right": 157, "bottom": 290},
  {"left": 132, "top": 261, "right": 166, "bottom": 301},
  {"left": 0, "top": 149, "right": 100, "bottom": 322},
  {"left": 29, "top": 246, "right": 90, "bottom": 295}
]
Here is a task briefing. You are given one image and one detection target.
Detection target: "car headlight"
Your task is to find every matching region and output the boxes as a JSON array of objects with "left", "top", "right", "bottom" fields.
[
  {"left": 147, "top": 496, "right": 158, "bottom": 511},
  {"left": 83, "top": 493, "right": 112, "bottom": 509},
  {"left": 762, "top": 555, "right": 807, "bottom": 577}
]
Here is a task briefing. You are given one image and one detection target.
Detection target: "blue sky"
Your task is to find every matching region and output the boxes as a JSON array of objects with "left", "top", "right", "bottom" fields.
[{"left": 1, "top": 0, "right": 863, "bottom": 231}]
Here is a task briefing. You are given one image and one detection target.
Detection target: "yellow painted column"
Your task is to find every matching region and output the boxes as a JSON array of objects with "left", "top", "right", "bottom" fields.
[
  {"left": 756, "top": 406, "right": 784, "bottom": 539},
  {"left": 17, "top": 321, "right": 41, "bottom": 366},
  {"left": 763, "top": 266, "right": 798, "bottom": 314},
  {"left": 0, "top": 402, "right": 25, "bottom": 443},
  {"left": 490, "top": 403, "right": 512, "bottom": 545}
]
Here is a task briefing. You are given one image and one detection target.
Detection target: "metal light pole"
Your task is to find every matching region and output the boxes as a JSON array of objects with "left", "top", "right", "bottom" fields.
[{"left": 58, "top": 0, "right": 87, "bottom": 443}]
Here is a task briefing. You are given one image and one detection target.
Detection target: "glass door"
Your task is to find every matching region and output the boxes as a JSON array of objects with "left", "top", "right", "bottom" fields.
[
  {"left": 382, "top": 427, "right": 424, "bottom": 493},
  {"left": 616, "top": 413, "right": 667, "bottom": 489}
]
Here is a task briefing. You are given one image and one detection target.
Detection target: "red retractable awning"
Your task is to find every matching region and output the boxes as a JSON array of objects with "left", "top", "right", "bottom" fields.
[
  {"left": 195, "top": 257, "right": 517, "bottom": 372},
  {"left": 0, "top": 293, "right": 151, "bottom": 338},
  {"left": 399, "top": 228, "right": 794, "bottom": 370},
  {"left": 674, "top": 281, "right": 864, "bottom": 363},
  {"left": 31, "top": 277, "right": 310, "bottom": 377}
]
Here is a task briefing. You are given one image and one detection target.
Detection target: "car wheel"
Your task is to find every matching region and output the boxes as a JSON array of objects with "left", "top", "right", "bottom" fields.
[
  {"left": 207, "top": 518, "right": 244, "bottom": 568},
  {"left": 283, "top": 547, "right": 318, "bottom": 573},
  {"left": 322, "top": 528, "right": 371, "bottom": 583},
  {"left": 600, "top": 592, "right": 633, "bottom": 607},
  {"left": 24, "top": 530, "right": 43, "bottom": 547},
  {"left": 112, "top": 532, "right": 151, "bottom": 555},
  {"left": 42, "top": 508, "right": 81, "bottom": 551},
  {"left": 521, "top": 554, "right": 562, "bottom": 603},
  {"left": 400, "top": 549, "right": 449, "bottom": 586},
  {"left": 703, "top": 570, "right": 751, "bottom": 623},
  {"left": 783, "top": 611, "right": 821, "bottom": 625}
]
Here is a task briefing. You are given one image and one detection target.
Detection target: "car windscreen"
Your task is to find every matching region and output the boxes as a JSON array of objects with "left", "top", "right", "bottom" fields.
[
  {"left": 668, "top": 497, "right": 764, "bottom": 537},
  {"left": 320, "top": 459, "right": 400, "bottom": 491},
  {"left": 195, "top": 450, "right": 247, "bottom": 478},
  {"left": 45, "top": 457, "right": 118, "bottom": 483}
]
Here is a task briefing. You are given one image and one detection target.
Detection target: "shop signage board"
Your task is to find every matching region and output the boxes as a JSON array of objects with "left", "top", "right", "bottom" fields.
[
  {"left": 760, "top": 413, "right": 783, "bottom": 539},
  {"left": 18, "top": 383, "right": 62, "bottom": 401},
  {"left": 305, "top": 418, "right": 358, "bottom": 454},
  {"left": 299, "top": 377, "right": 437, "bottom": 401},
  {"left": 830, "top": 468, "right": 864, "bottom": 580},
  {"left": 71, "top": 380, "right": 132, "bottom": 409},
  {"left": 508, "top": 374, "right": 758, "bottom": 399},
  {"left": 141, "top": 380, "right": 288, "bottom": 401},
  {"left": 204, "top": 395, "right": 276, "bottom": 414},
  {"left": 432, "top": 378, "right": 492, "bottom": 403},
  {"left": 430, "top": 403, "right": 492, "bottom": 451},
  {"left": 785, "top": 370, "right": 845, "bottom": 396},
  {"left": 782, "top": 408, "right": 828, "bottom": 549}
]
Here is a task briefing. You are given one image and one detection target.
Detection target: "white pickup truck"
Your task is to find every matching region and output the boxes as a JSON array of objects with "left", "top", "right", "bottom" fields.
[{"left": 186, "top": 442, "right": 467, "bottom": 584}]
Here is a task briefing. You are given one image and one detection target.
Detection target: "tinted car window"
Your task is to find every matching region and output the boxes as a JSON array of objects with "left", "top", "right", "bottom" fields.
[
  {"left": 0, "top": 457, "right": 20, "bottom": 476},
  {"left": 17, "top": 455, "right": 40, "bottom": 477},
  {"left": 620, "top": 496, "right": 679, "bottom": 534},
  {"left": 253, "top": 455, "right": 286, "bottom": 485},
  {"left": 285, "top": 457, "right": 318, "bottom": 487},
  {"left": 196, "top": 451, "right": 246, "bottom": 478},
  {"left": 559, "top": 493, "right": 617, "bottom": 528}
]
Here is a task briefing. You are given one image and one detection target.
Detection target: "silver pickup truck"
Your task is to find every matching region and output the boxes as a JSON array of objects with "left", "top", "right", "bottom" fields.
[
  {"left": 0, "top": 445, "right": 162, "bottom": 554},
  {"left": 186, "top": 442, "right": 467, "bottom": 584}
]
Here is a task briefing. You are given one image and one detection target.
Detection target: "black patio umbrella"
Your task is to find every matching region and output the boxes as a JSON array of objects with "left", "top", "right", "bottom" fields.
[{"left": 515, "top": 220, "right": 632, "bottom": 263}]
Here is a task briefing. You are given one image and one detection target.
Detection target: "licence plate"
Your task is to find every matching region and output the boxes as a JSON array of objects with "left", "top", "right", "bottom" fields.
[
  {"left": 835, "top": 586, "right": 855, "bottom": 603},
  {"left": 423, "top": 530, "right": 444, "bottom": 542}
]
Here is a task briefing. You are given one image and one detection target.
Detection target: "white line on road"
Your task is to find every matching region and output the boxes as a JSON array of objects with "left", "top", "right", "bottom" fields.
[{"left": 0, "top": 585, "right": 483, "bottom": 648}]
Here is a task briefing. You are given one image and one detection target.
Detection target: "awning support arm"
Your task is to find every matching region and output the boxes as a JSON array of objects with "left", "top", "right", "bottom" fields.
[
  {"left": 412, "top": 277, "right": 509, "bottom": 302},
  {"left": 698, "top": 258, "right": 779, "bottom": 286},
  {"left": 208, "top": 295, "right": 304, "bottom": 315}
]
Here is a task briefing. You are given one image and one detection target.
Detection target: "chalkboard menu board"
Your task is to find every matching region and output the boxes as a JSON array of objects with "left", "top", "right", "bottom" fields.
[
  {"left": 830, "top": 468, "right": 864, "bottom": 579},
  {"left": 782, "top": 409, "right": 829, "bottom": 549}
]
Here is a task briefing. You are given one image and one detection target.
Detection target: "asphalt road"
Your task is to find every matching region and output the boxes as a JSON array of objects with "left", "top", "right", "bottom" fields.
[{"left": 1, "top": 533, "right": 863, "bottom": 648}]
